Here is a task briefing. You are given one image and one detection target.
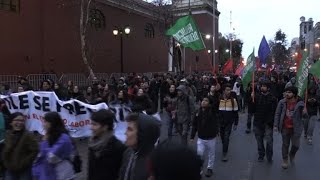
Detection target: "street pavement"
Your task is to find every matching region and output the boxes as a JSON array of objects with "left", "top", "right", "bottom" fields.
[{"left": 75, "top": 112, "right": 320, "bottom": 180}]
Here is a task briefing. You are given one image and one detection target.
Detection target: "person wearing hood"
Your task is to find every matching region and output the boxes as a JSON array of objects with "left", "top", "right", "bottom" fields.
[
  {"left": 88, "top": 109, "right": 127, "bottom": 180},
  {"left": 251, "top": 81, "right": 277, "bottom": 163},
  {"left": 163, "top": 84, "right": 178, "bottom": 138},
  {"left": 148, "top": 140, "right": 202, "bottom": 180},
  {"left": 118, "top": 113, "right": 160, "bottom": 180},
  {"left": 285, "top": 77, "right": 296, "bottom": 89},
  {"left": 175, "top": 85, "right": 195, "bottom": 144},
  {"left": 274, "top": 86, "right": 305, "bottom": 169}
]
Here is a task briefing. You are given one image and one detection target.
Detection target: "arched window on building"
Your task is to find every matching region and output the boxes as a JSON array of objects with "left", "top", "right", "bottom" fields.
[
  {"left": 89, "top": 8, "right": 105, "bottom": 30},
  {"left": 0, "top": 0, "right": 19, "bottom": 12},
  {"left": 144, "top": 23, "right": 155, "bottom": 38}
]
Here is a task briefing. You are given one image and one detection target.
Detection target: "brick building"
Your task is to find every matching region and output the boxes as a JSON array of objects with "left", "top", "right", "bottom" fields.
[{"left": 0, "top": 0, "right": 220, "bottom": 75}]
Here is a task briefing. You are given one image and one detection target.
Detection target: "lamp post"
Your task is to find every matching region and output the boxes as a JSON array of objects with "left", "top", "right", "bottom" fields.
[
  {"left": 205, "top": 34, "right": 215, "bottom": 67},
  {"left": 113, "top": 26, "right": 131, "bottom": 73},
  {"left": 315, "top": 43, "right": 319, "bottom": 60}
]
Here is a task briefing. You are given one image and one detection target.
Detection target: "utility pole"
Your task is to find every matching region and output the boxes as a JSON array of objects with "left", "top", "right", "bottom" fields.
[
  {"left": 212, "top": 0, "right": 216, "bottom": 73},
  {"left": 229, "top": 11, "right": 233, "bottom": 60}
]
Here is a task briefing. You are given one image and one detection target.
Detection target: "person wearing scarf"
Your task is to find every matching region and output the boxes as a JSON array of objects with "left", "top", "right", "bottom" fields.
[{"left": 88, "top": 109, "right": 126, "bottom": 180}]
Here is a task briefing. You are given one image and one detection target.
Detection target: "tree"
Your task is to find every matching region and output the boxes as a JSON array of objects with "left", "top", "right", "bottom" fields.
[
  {"left": 80, "top": 0, "right": 95, "bottom": 79},
  {"left": 148, "top": 0, "right": 183, "bottom": 71},
  {"left": 57, "top": 0, "right": 96, "bottom": 78},
  {"left": 217, "top": 33, "right": 243, "bottom": 68},
  {"left": 269, "top": 29, "right": 290, "bottom": 67}
]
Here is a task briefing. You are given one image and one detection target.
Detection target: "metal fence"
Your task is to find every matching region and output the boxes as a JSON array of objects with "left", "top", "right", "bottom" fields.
[{"left": 27, "top": 74, "right": 59, "bottom": 90}]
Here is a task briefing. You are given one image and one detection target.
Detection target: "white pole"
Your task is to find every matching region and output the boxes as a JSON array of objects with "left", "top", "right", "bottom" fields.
[
  {"left": 168, "top": 44, "right": 173, "bottom": 72},
  {"left": 212, "top": 0, "right": 216, "bottom": 72}
]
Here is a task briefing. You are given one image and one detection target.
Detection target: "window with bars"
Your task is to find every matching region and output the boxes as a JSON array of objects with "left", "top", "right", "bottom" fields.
[
  {"left": 0, "top": 0, "right": 19, "bottom": 12},
  {"left": 144, "top": 23, "right": 155, "bottom": 38},
  {"left": 89, "top": 8, "right": 105, "bottom": 31}
]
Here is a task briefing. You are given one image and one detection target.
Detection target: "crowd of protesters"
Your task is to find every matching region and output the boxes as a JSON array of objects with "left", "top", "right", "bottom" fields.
[{"left": 0, "top": 70, "right": 320, "bottom": 179}]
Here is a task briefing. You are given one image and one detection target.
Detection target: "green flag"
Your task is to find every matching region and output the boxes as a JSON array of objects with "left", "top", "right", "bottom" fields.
[
  {"left": 309, "top": 60, "right": 320, "bottom": 79},
  {"left": 166, "top": 15, "right": 205, "bottom": 51},
  {"left": 295, "top": 51, "right": 309, "bottom": 97},
  {"left": 242, "top": 50, "right": 255, "bottom": 90}
]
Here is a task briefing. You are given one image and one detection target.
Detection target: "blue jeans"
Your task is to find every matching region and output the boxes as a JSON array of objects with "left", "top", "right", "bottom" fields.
[{"left": 5, "top": 169, "right": 32, "bottom": 180}]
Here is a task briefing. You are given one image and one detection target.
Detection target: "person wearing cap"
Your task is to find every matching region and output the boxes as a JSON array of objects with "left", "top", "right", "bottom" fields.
[
  {"left": 175, "top": 85, "right": 195, "bottom": 144},
  {"left": 251, "top": 80, "right": 277, "bottom": 163},
  {"left": 88, "top": 109, "right": 126, "bottom": 180},
  {"left": 118, "top": 113, "right": 160, "bottom": 180},
  {"left": 274, "top": 86, "right": 305, "bottom": 169}
]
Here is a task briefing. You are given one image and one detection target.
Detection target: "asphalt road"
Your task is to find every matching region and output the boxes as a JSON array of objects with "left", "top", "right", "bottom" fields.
[{"left": 75, "top": 112, "right": 320, "bottom": 180}]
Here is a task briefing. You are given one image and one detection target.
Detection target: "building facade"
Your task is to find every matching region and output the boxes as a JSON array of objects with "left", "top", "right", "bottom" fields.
[{"left": 0, "top": 0, "right": 220, "bottom": 75}]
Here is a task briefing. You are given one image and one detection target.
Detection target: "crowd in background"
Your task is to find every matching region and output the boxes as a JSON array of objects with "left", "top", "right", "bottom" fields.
[{"left": 0, "top": 71, "right": 320, "bottom": 179}]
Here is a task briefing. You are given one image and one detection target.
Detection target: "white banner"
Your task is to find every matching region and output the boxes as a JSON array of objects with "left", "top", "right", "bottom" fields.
[{"left": 0, "top": 91, "right": 132, "bottom": 141}]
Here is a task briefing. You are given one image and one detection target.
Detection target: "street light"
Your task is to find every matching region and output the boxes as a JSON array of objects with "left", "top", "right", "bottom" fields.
[
  {"left": 207, "top": 50, "right": 211, "bottom": 54},
  {"left": 124, "top": 27, "right": 131, "bottom": 35},
  {"left": 112, "top": 30, "right": 119, "bottom": 36},
  {"left": 226, "top": 49, "right": 230, "bottom": 53},
  {"left": 215, "top": 50, "right": 218, "bottom": 53},
  {"left": 304, "top": 48, "right": 307, "bottom": 52},
  {"left": 204, "top": 34, "right": 215, "bottom": 66},
  {"left": 315, "top": 43, "right": 319, "bottom": 48},
  {"left": 113, "top": 26, "right": 131, "bottom": 73}
]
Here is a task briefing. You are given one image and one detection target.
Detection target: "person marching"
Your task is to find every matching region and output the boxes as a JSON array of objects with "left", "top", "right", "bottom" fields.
[
  {"left": 274, "top": 86, "right": 305, "bottom": 169},
  {"left": 190, "top": 96, "right": 219, "bottom": 178},
  {"left": 218, "top": 83, "right": 239, "bottom": 162},
  {"left": 251, "top": 81, "right": 277, "bottom": 162}
]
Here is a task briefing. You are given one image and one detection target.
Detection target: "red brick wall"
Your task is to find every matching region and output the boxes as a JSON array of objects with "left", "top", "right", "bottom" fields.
[
  {"left": 0, "top": 0, "right": 42, "bottom": 74},
  {"left": 0, "top": 1, "right": 216, "bottom": 74}
]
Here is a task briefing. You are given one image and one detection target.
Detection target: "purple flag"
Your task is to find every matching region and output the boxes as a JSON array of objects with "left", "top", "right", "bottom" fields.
[{"left": 258, "top": 36, "right": 271, "bottom": 64}]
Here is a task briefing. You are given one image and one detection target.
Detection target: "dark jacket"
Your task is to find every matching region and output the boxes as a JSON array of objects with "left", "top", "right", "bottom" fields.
[
  {"left": 208, "top": 91, "right": 220, "bottom": 114},
  {"left": 191, "top": 107, "right": 219, "bottom": 140},
  {"left": 88, "top": 136, "right": 126, "bottom": 180},
  {"left": 118, "top": 114, "right": 160, "bottom": 180},
  {"left": 131, "top": 95, "right": 154, "bottom": 115},
  {"left": 306, "top": 91, "right": 319, "bottom": 116},
  {"left": 176, "top": 85, "right": 195, "bottom": 124},
  {"left": 2, "top": 130, "right": 39, "bottom": 173},
  {"left": 253, "top": 92, "right": 277, "bottom": 128}
]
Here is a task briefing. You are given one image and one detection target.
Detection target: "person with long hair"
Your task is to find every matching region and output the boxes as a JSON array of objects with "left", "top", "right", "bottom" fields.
[
  {"left": 2, "top": 112, "right": 39, "bottom": 180},
  {"left": 32, "top": 112, "right": 75, "bottom": 180}
]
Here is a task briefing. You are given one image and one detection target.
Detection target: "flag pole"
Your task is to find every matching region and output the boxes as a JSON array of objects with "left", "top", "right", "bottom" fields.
[
  {"left": 252, "top": 71, "right": 255, "bottom": 103},
  {"left": 304, "top": 76, "right": 309, "bottom": 110}
]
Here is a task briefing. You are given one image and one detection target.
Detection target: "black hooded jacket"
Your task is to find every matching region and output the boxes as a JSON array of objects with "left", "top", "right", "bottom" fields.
[
  {"left": 119, "top": 113, "right": 161, "bottom": 180},
  {"left": 253, "top": 92, "right": 277, "bottom": 127}
]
